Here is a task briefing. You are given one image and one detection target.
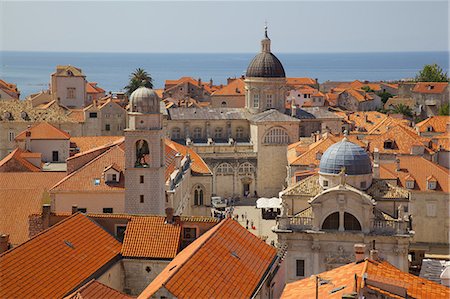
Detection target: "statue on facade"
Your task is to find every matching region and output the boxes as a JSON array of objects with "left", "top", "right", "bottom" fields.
[{"left": 135, "top": 140, "right": 150, "bottom": 167}]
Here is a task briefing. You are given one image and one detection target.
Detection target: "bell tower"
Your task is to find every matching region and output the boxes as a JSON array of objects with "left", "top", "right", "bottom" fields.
[{"left": 124, "top": 87, "right": 165, "bottom": 215}]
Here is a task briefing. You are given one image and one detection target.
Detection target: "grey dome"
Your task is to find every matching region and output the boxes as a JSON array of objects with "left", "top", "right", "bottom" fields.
[
  {"left": 319, "top": 138, "right": 372, "bottom": 175},
  {"left": 130, "top": 86, "right": 159, "bottom": 113},
  {"left": 246, "top": 52, "right": 286, "bottom": 78}
]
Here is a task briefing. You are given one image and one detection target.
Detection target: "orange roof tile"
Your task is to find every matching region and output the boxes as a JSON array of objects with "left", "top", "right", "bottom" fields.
[
  {"left": 431, "top": 133, "right": 450, "bottom": 151},
  {"left": 0, "top": 79, "right": 20, "bottom": 99},
  {"left": 286, "top": 77, "right": 317, "bottom": 87},
  {"left": 416, "top": 116, "right": 450, "bottom": 133},
  {"left": 64, "top": 280, "right": 132, "bottom": 299},
  {"left": 0, "top": 148, "right": 41, "bottom": 172},
  {"left": 0, "top": 213, "right": 122, "bottom": 299},
  {"left": 15, "top": 122, "right": 70, "bottom": 141},
  {"left": 68, "top": 109, "right": 85, "bottom": 122},
  {"left": 86, "top": 82, "right": 105, "bottom": 94},
  {"left": 0, "top": 172, "right": 66, "bottom": 245},
  {"left": 345, "top": 88, "right": 375, "bottom": 102},
  {"left": 71, "top": 136, "right": 124, "bottom": 153},
  {"left": 211, "top": 78, "right": 245, "bottom": 96},
  {"left": 138, "top": 218, "right": 278, "bottom": 299},
  {"left": 282, "top": 259, "right": 450, "bottom": 299},
  {"left": 413, "top": 82, "right": 448, "bottom": 94},
  {"left": 366, "top": 124, "right": 431, "bottom": 155},
  {"left": 165, "top": 139, "right": 212, "bottom": 175},
  {"left": 380, "top": 156, "right": 449, "bottom": 192},
  {"left": 121, "top": 216, "right": 182, "bottom": 259}
]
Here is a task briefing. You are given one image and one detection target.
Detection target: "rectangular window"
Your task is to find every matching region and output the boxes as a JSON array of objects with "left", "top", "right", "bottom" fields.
[
  {"left": 67, "top": 88, "right": 76, "bottom": 99},
  {"left": 105, "top": 124, "right": 110, "bottom": 131},
  {"left": 426, "top": 202, "right": 437, "bottom": 217},
  {"left": 323, "top": 180, "right": 329, "bottom": 187},
  {"left": 140, "top": 175, "right": 144, "bottom": 183},
  {"left": 103, "top": 208, "right": 113, "bottom": 213},
  {"left": 266, "top": 94, "right": 273, "bottom": 108},
  {"left": 140, "top": 195, "right": 144, "bottom": 203},
  {"left": 253, "top": 94, "right": 259, "bottom": 108},
  {"left": 8, "top": 131, "right": 15, "bottom": 142},
  {"left": 89, "top": 112, "right": 98, "bottom": 118},
  {"left": 52, "top": 151, "right": 59, "bottom": 162},
  {"left": 183, "top": 227, "right": 197, "bottom": 240},
  {"left": 296, "top": 260, "right": 305, "bottom": 277},
  {"left": 77, "top": 208, "right": 87, "bottom": 213},
  {"left": 360, "top": 181, "right": 366, "bottom": 189},
  {"left": 94, "top": 178, "right": 101, "bottom": 186},
  {"left": 112, "top": 174, "right": 117, "bottom": 181},
  {"left": 304, "top": 94, "right": 307, "bottom": 98}
]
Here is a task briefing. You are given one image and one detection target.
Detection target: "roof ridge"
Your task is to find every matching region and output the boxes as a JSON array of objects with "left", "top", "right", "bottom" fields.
[
  {"left": 0, "top": 213, "right": 83, "bottom": 257},
  {"left": 67, "top": 137, "right": 124, "bottom": 161},
  {"left": 50, "top": 145, "right": 122, "bottom": 191}
]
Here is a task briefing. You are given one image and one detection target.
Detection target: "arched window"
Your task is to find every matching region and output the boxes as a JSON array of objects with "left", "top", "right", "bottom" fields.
[
  {"left": 238, "top": 162, "right": 255, "bottom": 174},
  {"left": 344, "top": 212, "right": 361, "bottom": 231},
  {"left": 221, "top": 101, "right": 227, "bottom": 107},
  {"left": 171, "top": 127, "right": 181, "bottom": 139},
  {"left": 214, "top": 127, "right": 223, "bottom": 139},
  {"left": 217, "top": 163, "right": 234, "bottom": 175},
  {"left": 135, "top": 140, "right": 149, "bottom": 167},
  {"left": 193, "top": 127, "right": 202, "bottom": 139},
  {"left": 194, "top": 185, "right": 204, "bottom": 205},
  {"left": 236, "top": 127, "right": 244, "bottom": 139},
  {"left": 322, "top": 212, "right": 339, "bottom": 230},
  {"left": 263, "top": 127, "right": 290, "bottom": 144}
]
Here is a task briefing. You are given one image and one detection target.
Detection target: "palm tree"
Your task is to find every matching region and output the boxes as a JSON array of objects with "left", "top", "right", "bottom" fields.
[
  {"left": 391, "top": 104, "right": 413, "bottom": 118},
  {"left": 124, "top": 68, "right": 153, "bottom": 96}
]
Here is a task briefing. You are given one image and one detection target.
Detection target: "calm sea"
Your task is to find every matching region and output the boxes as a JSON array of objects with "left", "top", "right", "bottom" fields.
[{"left": 1, "top": 51, "right": 448, "bottom": 97}]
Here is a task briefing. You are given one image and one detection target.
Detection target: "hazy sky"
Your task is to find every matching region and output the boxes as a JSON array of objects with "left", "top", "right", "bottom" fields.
[{"left": 1, "top": 1, "right": 448, "bottom": 53}]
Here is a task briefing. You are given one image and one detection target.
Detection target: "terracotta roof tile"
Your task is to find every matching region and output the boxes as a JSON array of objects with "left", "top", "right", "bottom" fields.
[
  {"left": 0, "top": 172, "right": 66, "bottom": 245},
  {"left": 211, "top": 78, "right": 245, "bottom": 96},
  {"left": 380, "top": 156, "right": 449, "bottom": 192},
  {"left": 138, "top": 219, "right": 278, "bottom": 299},
  {"left": 286, "top": 77, "right": 317, "bottom": 87},
  {"left": 68, "top": 109, "right": 86, "bottom": 122},
  {"left": 416, "top": 116, "right": 450, "bottom": 133},
  {"left": 64, "top": 280, "right": 132, "bottom": 299},
  {"left": 165, "top": 139, "right": 212, "bottom": 175},
  {"left": 0, "top": 79, "right": 20, "bottom": 99},
  {"left": 413, "top": 82, "right": 448, "bottom": 94},
  {"left": 0, "top": 213, "right": 122, "bottom": 299},
  {"left": 71, "top": 136, "right": 124, "bottom": 153},
  {"left": 0, "top": 148, "right": 41, "bottom": 172},
  {"left": 15, "top": 122, "right": 70, "bottom": 141},
  {"left": 86, "top": 82, "right": 105, "bottom": 94},
  {"left": 282, "top": 259, "right": 450, "bottom": 299},
  {"left": 121, "top": 216, "right": 181, "bottom": 259}
]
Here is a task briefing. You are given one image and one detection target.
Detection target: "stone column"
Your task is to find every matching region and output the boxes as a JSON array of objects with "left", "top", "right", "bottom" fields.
[
  {"left": 339, "top": 210, "right": 345, "bottom": 231},
  {"left": 312, "top": 240, "right": 321, "bottom": 275}
]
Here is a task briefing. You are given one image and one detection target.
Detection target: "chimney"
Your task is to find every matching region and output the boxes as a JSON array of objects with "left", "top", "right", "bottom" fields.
[
  {"left": 42, "top": 204, "right": 51, "bottom": 230},
  {"left": 373, "top": 148, "right": 380, "bottom": 179},
  {"left": 25, "top": 125, "right": 31, "bottom": 151},
  {"left": 364, "top": 114, "right": 369, "bottom": 123},
  {"left": 0, "top": 234, "right": 10, "bottom": 254},
  {"left": 354, "top": 243, "right": 366, "bottom": 262},
  {"left": 71, "top": 204, "right": 78, "bottom": 215},
  {"left": 174, "top": 153, "right": 182, "bottom": 169},
  {"left": 369, "top": 249, "right": 379, "bottom": 261},
  {"left": 395, "top": 157, "right": 400, "bottom": 171},
  {"left": 210, "top": 78, "right": 213, "bottom": 86},
  {"left": 198, "top": 78, "right": 201, "bottom": 86},
  {"left": 165, "top": 207, "right": 174, "bottom": 224}
]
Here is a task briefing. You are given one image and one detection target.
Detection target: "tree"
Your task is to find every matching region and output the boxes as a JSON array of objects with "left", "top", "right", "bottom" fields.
[
  {"left": 124, "top": 68, "right": 153, "bottom": 96},
  {"left": 415, "top": 64, "right": 449, "bottom": 82},
  {"left": 391, "top": 104, "right": 413, "bottom": 118},
  {"left": 377, "top": 91, "right": 394, "bottom": 104},
  {"left": 361, "top": 86, "right": 375, "bottom": 92},
  {"left": 439, "top": 103, "right": 450, "bottom": 116}
]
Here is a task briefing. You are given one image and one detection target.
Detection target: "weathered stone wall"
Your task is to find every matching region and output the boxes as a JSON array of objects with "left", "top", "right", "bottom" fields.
[{"left": 122, "top": 259, "right": 170, "bottom": 296}]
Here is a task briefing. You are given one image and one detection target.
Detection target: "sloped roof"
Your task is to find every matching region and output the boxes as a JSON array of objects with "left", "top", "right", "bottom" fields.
[
  {"left": 337, "top": 80, "right": 382, "bottom": 91},
  {"left": 250, "top": 109, "right": 300, "bottom": 123},
  {"left": 286, "top": 77, "right": 317, "bottom": 87},
  {"left": 169, "top": 107, "right": 250, "bottom": 120},
  {"left": 0, "top": 172, "right": 66, "bottom": 245},
  {"left": 413, "top": 82, "right": 448, "bottom": 94},
  {"left": 380, "top": 156, "right": 449, "bottom": 192},
  {"left": 0, "top": 148, "right": 41, "bottom": 172},
  {"left": 15, "top": 122, "right": 70, "bottom": 141},
  {"left": 64, "top": 280, "right": 132, "bottom": 299},
  {"left": 366, "top": 179, "right": 410, "bottom": 199},
  {"left": 53, "top": 65, "right": 85, "bottom": 77},
  {"left": 0, "top": 213, "right": 122, "bottom": 299},
  {"left": 165, "top": 139, "right": 212, "bottom": 175},
  {"left": 345, "top": 88, "right": 375, "bottom": 102},
  {"left": 0, "top": 79, "right": 20, "bottom": 99},
  {"left": 71, "top": 136, "right": 124, "bottom": 153},
  {"left": 86, "top": 82, "right": 105, "bottom": 94},
  {"left": 281, "top": 174, "right": 322, "bottom": 197},
  {"left": 281, "top": 259, "right": 450, "bottom": 299},
  {"left": 211, "top": 78, "right": 245, "bottom": 96},
  {"left": 138, "top": 218, "right": 278, "bottom": 299},
  {"left": 416, "top": 116, "right": 450, "bottom": 133},
  {"left": 121, "top": 216, "right": 181, "bottom": 259}
]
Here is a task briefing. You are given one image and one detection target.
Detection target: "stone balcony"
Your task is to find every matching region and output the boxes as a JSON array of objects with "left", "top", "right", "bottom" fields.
[{"left": 282, "top": 216, "right": 410, "bottom": 235}]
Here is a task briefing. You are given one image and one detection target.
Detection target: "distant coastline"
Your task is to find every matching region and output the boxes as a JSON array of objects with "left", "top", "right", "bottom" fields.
[{"left": 1, "top": 51, "right": 448, "bottom": 97}]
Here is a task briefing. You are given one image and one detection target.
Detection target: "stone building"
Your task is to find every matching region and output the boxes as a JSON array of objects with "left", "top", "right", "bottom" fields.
[
  {"left": 51, "top": 65, "right": 87, "bottom": 108},
  {"left": 276, "top": 137, "right": 412, "bottom": 282},
  {"left": 337, "top": 88, "right": 382, "bottom": 111},
  {"left": 210, "top": 77, "right": 245, "bottom": 108},
  {"left": 411, "top": 82, "right": 449, "bottom": 117},
  {"left": 165, "top": 27, "right": 300, "bottom": 199},
  {"left": 0, "top": 79, "right": 20, "bottom": 100}
]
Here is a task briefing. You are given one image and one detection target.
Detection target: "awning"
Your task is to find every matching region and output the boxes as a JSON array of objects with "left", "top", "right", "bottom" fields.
[{"left": 256, "top": 197, "right": 282, "bottom": 209}]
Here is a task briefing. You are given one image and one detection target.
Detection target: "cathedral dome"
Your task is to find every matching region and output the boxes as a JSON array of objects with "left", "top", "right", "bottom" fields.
[
  {"left": 246, "top": 27, "right": 286, "bottom": 78},
  {"left": 129, "top": 86, "right": 159, "bottom": 113},
  {"left": 319, "top": 138, "right": 372, "bottom": 175}
]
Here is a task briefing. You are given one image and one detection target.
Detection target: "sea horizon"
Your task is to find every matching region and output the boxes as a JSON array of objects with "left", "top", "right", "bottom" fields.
[{"left": 1, "top": 50, "right": 448, "bottom": 98}]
